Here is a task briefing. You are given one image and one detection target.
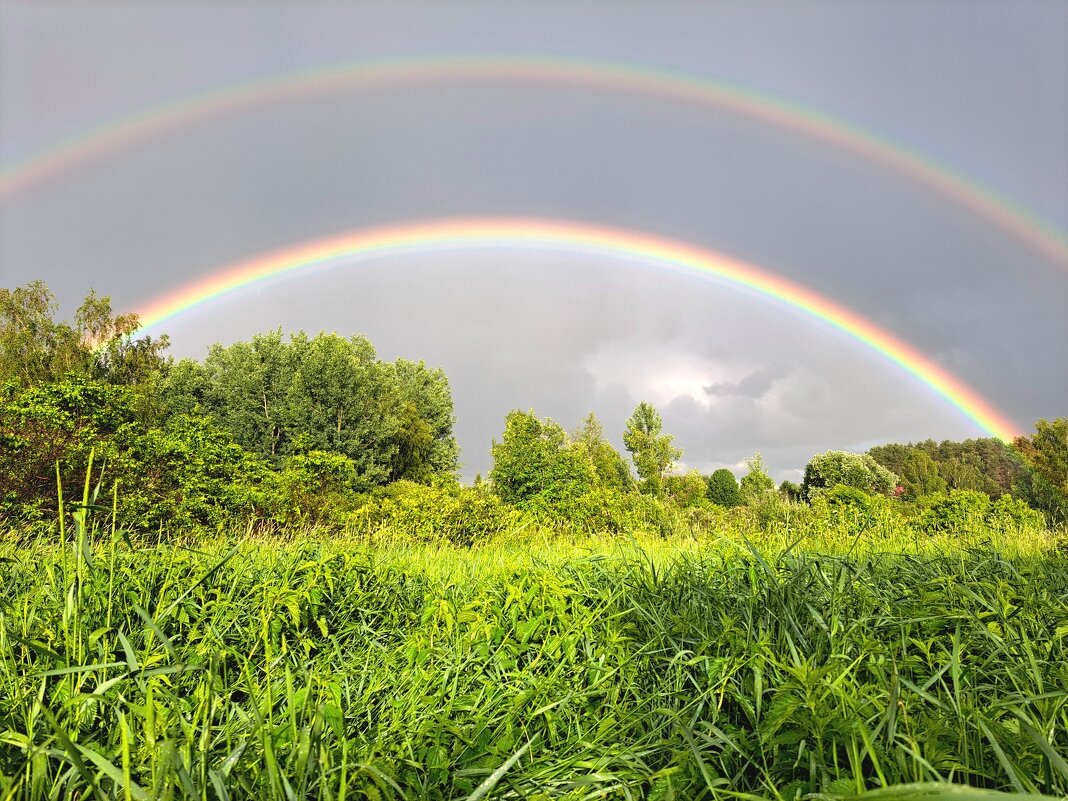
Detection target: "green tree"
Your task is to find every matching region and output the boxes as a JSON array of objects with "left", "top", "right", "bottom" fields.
[
  {"left": 388, "top": 359, "right": 460, "bottom": 483},
  {"left": 1013, "top": 418, "right": 1068, "bottom": 524},
  {"left": 162, "top": 358, "right": 211, "bottom": 418},
  {"left": 189, "top": 330, "right": 459, "bottom": 490},
  {"left": 801, "top": 450, "right": 898, "bottom": 500},
  {"left": 740, "top": 452, "right": 776, "bottom": 500},
  {"left": 0, "top": 281, "right": 88, "bottom": 385},
  {"left": 281, "top": 333, "right": 400, "bottom": 487},
  {"left": 199, "top": 329, "right": 297, "bottom": 459},
  {"left": 574, "top": 412, "right": 635, "bottom": 493},
  {"left": 869, "top": 437, "right": 1025, "bottom": 499},
  {"left": 622, "top": 401, "right": 681, "bottom": 495},
  {"left": 489, "top": 410, "right": 596, "bottom": 508},
  {"left": 1015, "top": 418, "right": 1068, "bottom": 495},
  {"left": 1, "top": 282, "right": 168, "bottom": 395},
  {"left": 898, "top": 449, "right": 946, "bottom": 499},
  {"left": 778, "top": 479, "right": 803, "bottom": 503},
  {"left": 707, "top": 468, "right": 743, "bottom": 507}
]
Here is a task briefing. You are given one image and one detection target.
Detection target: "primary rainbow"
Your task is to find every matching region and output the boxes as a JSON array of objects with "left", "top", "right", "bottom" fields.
[
  {"left": 134, "top": 218, "right": 1020, "bottom": 441},
  {"left": 2, "top": 55, "right": 1065, "bottom": 269}
]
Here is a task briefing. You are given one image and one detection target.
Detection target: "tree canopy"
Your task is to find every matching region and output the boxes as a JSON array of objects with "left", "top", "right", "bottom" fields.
[{"left": 622, "top": 401, "right": 682, "bottom": 495}]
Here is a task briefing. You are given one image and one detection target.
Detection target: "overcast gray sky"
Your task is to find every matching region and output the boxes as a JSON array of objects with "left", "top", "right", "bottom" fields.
[{"left": 1, "top": 1, "right": 1066, "bottom": 481}]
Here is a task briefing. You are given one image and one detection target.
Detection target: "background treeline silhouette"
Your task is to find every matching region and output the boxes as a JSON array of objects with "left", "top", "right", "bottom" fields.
[{"left": 1, "top": 283, "right": 1064, "bottom": 537}]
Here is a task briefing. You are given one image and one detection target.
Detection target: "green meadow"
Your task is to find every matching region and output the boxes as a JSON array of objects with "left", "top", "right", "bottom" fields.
[{"left": 2, "top": 517, "right": 1067, "bottom": 800}]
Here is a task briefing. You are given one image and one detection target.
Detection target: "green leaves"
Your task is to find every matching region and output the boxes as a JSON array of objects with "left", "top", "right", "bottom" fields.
[
  {"left": 622, "top": 401, "right": 682, "bottom": 494},
  {"left": 489, "top": 410, "right": 598, "bottom": 509},
  {"left": 802, "top": 450, "right": 899, "bottom": 500}
]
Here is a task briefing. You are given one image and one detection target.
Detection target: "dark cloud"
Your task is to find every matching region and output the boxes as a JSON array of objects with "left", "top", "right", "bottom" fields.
[{"left": 704, "top": 365, "right": 791, "bottom": 400}]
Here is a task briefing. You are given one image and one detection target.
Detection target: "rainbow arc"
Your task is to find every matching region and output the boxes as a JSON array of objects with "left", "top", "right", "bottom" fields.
[
  {"left": 133, "top": 218, "right": 1021, "bottom": 442},
  {"left": 1, "top": 55, "right": 1065, "bottom": 268}
]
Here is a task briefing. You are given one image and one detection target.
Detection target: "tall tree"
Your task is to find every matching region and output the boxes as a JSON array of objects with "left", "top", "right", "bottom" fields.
[
  {"left": 1015, "top": 418, "right": 1068, "bottom": 496},
  {"left": 1013, "top": 418, "right": 1068, "bottom": 524},
  {"left": 897, "top": 449, "right": 946, "bottom": 498},
  {"left": 0, "top": 282, "right": 168, "bottom": 391},
  {"left": 622, "top": 401, "right": 681, "bottom": 495},
  {"left": 199, "top": 329, "right": 297, "bottom": 459},
  {"left": 0, "top": 281, "right": 77, "bottom": 385},
  {"left": 281, "top": 333, "right": 400, "bottom": 487}
]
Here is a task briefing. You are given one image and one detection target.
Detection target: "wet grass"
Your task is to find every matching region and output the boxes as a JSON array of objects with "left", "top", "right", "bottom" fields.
[{"left": 1, "top": 524, "right": 1066, "bottom": 800}]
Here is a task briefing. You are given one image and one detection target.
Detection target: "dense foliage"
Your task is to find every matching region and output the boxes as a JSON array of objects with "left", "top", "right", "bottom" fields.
[
  {"left": 1, "top": 282, "right": 1065, "bottom": 544},
  {"left": 802, "top": 450, "right": 899, "bottom": 500},
  {"left": 166, "top": 330, "right": 459, "bottom": 485},
  {"left": 707, "top": 467, "right": 743, "bottom": 507}
]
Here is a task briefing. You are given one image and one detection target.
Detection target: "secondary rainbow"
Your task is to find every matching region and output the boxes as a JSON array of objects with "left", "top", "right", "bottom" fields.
[
  {"left": 2, "top": 55, "right": 1065, "bottom": 269},
  {"left": 133, "top": 218, "right": 1020, "bottom": 441}
]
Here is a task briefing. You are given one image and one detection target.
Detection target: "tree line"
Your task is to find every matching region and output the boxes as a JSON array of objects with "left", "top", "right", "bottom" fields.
[{"left": 1, "top": 282, "right": 1064, "bottom": 536}]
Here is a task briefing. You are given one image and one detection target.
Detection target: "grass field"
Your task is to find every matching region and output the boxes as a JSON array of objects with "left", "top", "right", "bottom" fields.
[{"left": 1, "top": 522, "right": 1067, "bottom": 800}]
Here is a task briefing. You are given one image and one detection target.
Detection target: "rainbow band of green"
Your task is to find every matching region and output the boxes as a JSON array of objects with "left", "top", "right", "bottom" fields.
[
  {"left": 2, "top": 55, "right": 1065, "bottom": 269},
  {"left": 134, "top": 218, "right": 1021, "bottom": 441}
]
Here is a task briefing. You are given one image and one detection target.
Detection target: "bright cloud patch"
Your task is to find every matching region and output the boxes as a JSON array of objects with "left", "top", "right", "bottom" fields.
[{"left": 582, "top": 341, "right": 778, "bottom": 409}]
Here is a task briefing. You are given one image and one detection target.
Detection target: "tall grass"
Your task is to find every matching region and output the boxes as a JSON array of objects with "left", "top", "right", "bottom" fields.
[{"left": 1, "top": 519, "right": 1066, "bottom": 799}]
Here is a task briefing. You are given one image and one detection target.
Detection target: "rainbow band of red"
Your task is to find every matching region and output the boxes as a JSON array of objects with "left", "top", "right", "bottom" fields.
[
  {"left": 1, "top": 56, "right": 1064, "bottom": 269},
  {"left": 133, "top": 218, "right": 1020, "bottom": 441}
]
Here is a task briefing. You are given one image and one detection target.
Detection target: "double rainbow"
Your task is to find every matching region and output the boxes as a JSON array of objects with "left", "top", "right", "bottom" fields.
[
  {"left": 134, "top": 218, "right": 1021, "bottom": 442},
  {"left": 2, "top": 55, "right": 1065, "bottom": 269}
]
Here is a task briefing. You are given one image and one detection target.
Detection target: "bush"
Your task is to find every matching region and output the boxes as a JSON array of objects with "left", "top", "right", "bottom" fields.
[
  {"left": 802, "top": 450, "right": 898, "bottom": 500},
  {"left": 276, "top": 451, "right": 361, "bottom": 529},
  {"left": 707, "top": 468, "right": 743, "bottom": 508},
  {"left": 349, "top": 481, "right": 523, "bottom": 545},
  {"left": 662, "top": 471, "right": 708, "bottom": 508},
  {"left": 824, "top": 484, "right": 875, "bottom": 512},
  {"left": 919, "top": 490, "right": 992, "bottom": 535},
  {"left": 986, "top": 493, "right": 1046, "bottom": 533},
  {"left": 0, "top": 378, "right": 138, "bottom": 527},
  {"left": 119, "top": 414, "right": 279, "bottom": 533}
]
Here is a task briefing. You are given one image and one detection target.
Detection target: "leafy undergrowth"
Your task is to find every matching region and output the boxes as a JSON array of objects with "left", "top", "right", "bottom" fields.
[{"left": 1, "top": 529, "right": 1067, "bottom": 800}]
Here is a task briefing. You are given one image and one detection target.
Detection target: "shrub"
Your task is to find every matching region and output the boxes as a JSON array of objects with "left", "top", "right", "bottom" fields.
[
  {"left": 276, "top": 450, "right": 360, "bottom": 529},
  {"left": 349, "top": 481, "right": 523, "bottom": 545},
  {"left": 0, "top": 378, "right": 138, "bottom": 527},
  {"left": 824, "top": 484, "right": 875, "bottom": 512},
  {"left": 662, "top": 470, "right": 708, "bottom": 508},
  {"left": 802, "top": 450, "right": 898, "bottom": 500},
  {"left": 119, "top": 414, "right": 278, "bottom": 533},
  {"left": 707, "top": 468, "right": 743, "bottom": 507},
  {"left": 919, "top": 490, "right": 992, "bottom": 535},
  {"left": 986, "top": 493, "right": 1046, "bottom": 533}
]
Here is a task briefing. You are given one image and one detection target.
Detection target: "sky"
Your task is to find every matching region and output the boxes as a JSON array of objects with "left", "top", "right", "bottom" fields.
[{"left": 1, "top": 1, "right": 1066, "bottom": 482}]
